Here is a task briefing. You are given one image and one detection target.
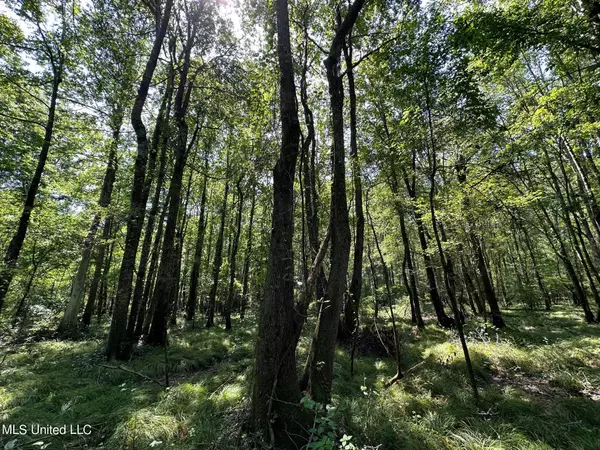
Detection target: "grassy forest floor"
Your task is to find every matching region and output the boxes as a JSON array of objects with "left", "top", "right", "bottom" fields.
[{"left": 1, "top": 306, "right": 600, "bottom": 449}]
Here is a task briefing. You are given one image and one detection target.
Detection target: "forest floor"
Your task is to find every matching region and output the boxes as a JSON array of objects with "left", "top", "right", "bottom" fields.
[{"left": 1, "top": 305, "right": 600, "bottom": 449}]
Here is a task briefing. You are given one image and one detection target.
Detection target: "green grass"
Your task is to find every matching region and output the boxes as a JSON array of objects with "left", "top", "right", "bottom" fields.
[{"left": 1, "top": 306, "right": 600, "bottom": 449}]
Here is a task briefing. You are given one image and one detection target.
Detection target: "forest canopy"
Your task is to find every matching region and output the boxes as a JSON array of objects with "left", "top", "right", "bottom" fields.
[{"left": 1, "top": 0, "right": 600, "bottom": 449}]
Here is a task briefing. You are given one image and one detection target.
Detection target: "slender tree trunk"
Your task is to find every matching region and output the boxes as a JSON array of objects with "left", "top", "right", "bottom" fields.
[
  {"left": 105, "top": 0, "right": 174, "bottom": 360},
  {"left": 205, "top": 178, "right": 229, "bottom": 328},
  {"left": 83, "top": 216, "right": 113, "bottom": 325},
  {"left": 60, "top": 120, "right": 121, "bottom": 333},
  {"left": 341, "top": 33, "right": 364, "bottom": 339},
  {"left": 139, "top": 193, "right": 169, "bottom": 336},
  {"left": 98, "top": 224, "right": 116, "bottom": 322},
  {"left": 368, "top": 200, "right": 402, "bottom": 383},
  {"left": 308, "top": 0, "right": 365, "bottom": 404},
  {"left": 240, "top": 186, "right": 256, "bottom": 319},
  {"left": 368, "top": 245, "right": 379, "bottom": 320},
  {"left": 146, "top": 32, "right": 199, "bottom": 346},
  {"left": 126, "top": 72, "right": 173, "bottom": 340},
  {"left": 456, "top": 158, "right": 505, "bottom": 328},
  {"left": 186, "top": 156, "right": 209, "bottom": 323},
  {"left": 521, "top": 226, "right": 551, "bottom": 310},
  {"left": 250, "top": 0, "right": 304, "bottom": 438},
  {"left": 225, "top": 178, "right": 244, "bottom": 330},
  {"left": 0, "top": 67, "right": 62, "bottom": 311}
]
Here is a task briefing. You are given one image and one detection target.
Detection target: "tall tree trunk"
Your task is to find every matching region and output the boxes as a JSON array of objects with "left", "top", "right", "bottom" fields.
[
  {"left": 521, "top": 226, "right": 551, "bottom": 310},
  {"left": 368, "top": 245, "right": 379, "bottom": 320},
  {"left": 240, "top": 186, "right": 256, "bottom": 319},
  {"left": 381, "top": 113, "right": 452, "bottom": 328},
  {"left": 170, "top": 150, "right": 197, "bottom": 327},
  {"left": 205, "top": 178, "right": 229, "bottom": 328},
  {"left": 0, "top": 66, "right": 62, "bottom": 311},
  {"left": 126, "top": 72, "right": 174, "bottom": 340},
  {"left": 456, "top": 157, "right": 505, "bottom": 328},
  {"left": 368, "top": 199, "right": 403, "bottom": 384},
  {"left": 60, "top": 119, "right": 121, "bottom": 333},
  {"left": 97, "top": 223, "right": 116, "bottom": 322},
  {"left": 138, "top": 192, "right": 170, "bottom": 336},
  {"left": 388, "top": 162, "right": 424, "bottom": 328},
  {"left": 250, "top": 0, "right": 303, "bottom": 438},
  {"left": 299, "top": 17, "right": 327, "bottom": 307},
  {"left": 186, "top": 154, "right": 209, "bottom": 323},
  {"left": 83, "top": 216, "right": 113, "bottom": 326},
  {"left": 341, "top": 33, "right": 364, "bottom": 339},
  {"left": 146, "top": 28, "right": 199, "bottom": 346},
  {"left": 105, "top": 0, "right": 174, "bottom": 360},
  {"left": 225, "top": 177, "right": 244, "bottom": 330},
  {"left": 308, "top": 0, "right": 365, "bottom": 404}
]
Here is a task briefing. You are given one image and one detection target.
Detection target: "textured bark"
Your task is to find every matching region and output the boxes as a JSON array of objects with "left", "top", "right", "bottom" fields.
[
  {"left": 308, "top": 0, "right": 364, "bottom": 404},
  {"left": 126, "top": 72, "right": 174, "bottom": 341},
  {"left": 185, "top": 156, "right": 209, "bottom": 323},
  {"left": 146, "top": 24, "right": 199, "bottom": 346},
  {"left": 250, "top": 0, "right": 303, "bottom": 438},
  {"left": 105, "top": 0, "right": 174, "bottom": 360},
  {"left": 205, "top": 179, "right": 229, "bottom": 328},
  {"left": 0, "top": 67, "right": 62, "bottom": 312},
  {"left": 224, "top": 178, "right": 244, "bottom": 330},
  {"left": 341, "top": 34, "right": 364, "bottom": 339},
  {"left": 299, "top": 20, "right": 327, "bottom": 305}
]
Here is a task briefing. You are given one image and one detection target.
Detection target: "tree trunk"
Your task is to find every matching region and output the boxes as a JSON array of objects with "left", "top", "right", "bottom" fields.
[
  {"left": 368, "top": 199, "right": 403, "bottom": 383},
  {"left": 341, "top": 33, "right": 364, "bottom": 339},
  {"left": 126, "top": 71, "right": 174, "bottom": 340},
  {"left": 60, "top": 120, "right": 121, "bottom": 333},
  {"left": 83, "top": 215, "right": 113, "bottom": 326},
  {"left": 139, "top": 192, "right": 170, "bottom": 336},
  {"left": 308, "top": 0, "right": 364, "bottom": 404},
  {"left": 225, "top": 177, "right": 244, "bottom": 330},
  {"left": 456, "top": 157, "right": 505, "bottom": 328},
  {"left": 186, "top": 155, "right": 209, "bottom": 323},
  {"left": 146, "top": 31, "right": 198, "bottom": 346},
  {"left": 0, "top": 67, "right": 62, "bottom": 312},
  {"left": 205, "top": 178, "right": 229, "bottom": 328},
  {"left": 240, "top": 186, "right": 256, "bottom": 319},
  {"left": 250, "top": 0, "right": 303, "bottom": 439},
  {"left": 105, "top": 0, "right": 174, "bottom": 360}
]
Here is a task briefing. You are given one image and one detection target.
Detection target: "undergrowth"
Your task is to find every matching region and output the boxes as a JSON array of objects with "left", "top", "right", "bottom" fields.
[{"left": 1, "top": 306, "right": 599, "bottom": 449}]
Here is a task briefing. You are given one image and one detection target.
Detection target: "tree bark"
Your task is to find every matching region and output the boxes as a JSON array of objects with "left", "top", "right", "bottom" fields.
[
  {"left": 205, "top": 178, "right": 229, "bottom": 328},
  {"left": 341, "top": 33, "right": 364, "bottom": 339},
  {"left": 240, "top": 186, "right": 256, "bottom": 319},
  {"left": 250, "top": 0, "right": 303, "bottom": 438},
  {"left": 224, "top": 177, "right": 244, "bottom": 330},
  {"left": 186, "top": 154, "right": 209, "bottom": 323},
  {"left": 105, "top": 0, "right": 174, "bottom": 360},
  {"left": 0, "top": 66, "right": 62, "bottom": 312},
  {"left": 126, "top": 71, "right": 174, "bottom": 340},
  {"left": 308, "top": 0, "right": 364, "bottom": 404},
  {"left": 60, "top": 119, "right": 121, "bottom": 332},
  {"left": 146, "top": 24, "right": 199, "bottom": 346}
]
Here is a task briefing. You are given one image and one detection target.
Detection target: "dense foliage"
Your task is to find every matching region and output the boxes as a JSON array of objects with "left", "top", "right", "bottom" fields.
[{"left": 2, "top": 0, "right": 600, "bottom": 448}]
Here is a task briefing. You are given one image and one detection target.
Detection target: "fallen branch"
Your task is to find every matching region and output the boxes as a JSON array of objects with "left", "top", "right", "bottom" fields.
[
  {"left": 385, "top": 360, "right": 426, "bottom": 388},
  {"left": 98, "top": 364, "right": 165, "bottom": 387}
]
